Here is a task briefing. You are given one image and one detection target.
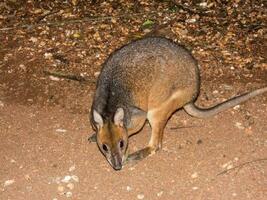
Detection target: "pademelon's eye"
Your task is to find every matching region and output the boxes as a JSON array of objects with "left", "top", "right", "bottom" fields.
[
  {"left": 102, "top": 144, "right": 109, "bottom": 152},
  {"left": 119, "top": 140, "right": 124, "bottom": 149}
]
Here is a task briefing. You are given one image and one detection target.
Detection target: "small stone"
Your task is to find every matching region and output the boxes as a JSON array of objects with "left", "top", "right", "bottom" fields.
[
  {"left": 233, "top": 105, "right": 240, "bottom": 110},
  {"left": 71, "top": 175, "right": 79, "bottom": 182},
  {"left": 19, "top": 64, "right": 26, "bottom": 71},
  {"left": 29, "top": 37, "right": 38, "bottom": 43},
  {"left": 67, "top": 183, "right": 74, "bottom": 190},
  {"left": 213, "top": 90, "right": 219, "bottom": 94},
  {"left": 57, "top": 185, "right": 64, "bottom": 192},
  {"left": 235, "top": 122, "right": 244, "bottom": 129},
  {"left": 61, "top": 175, "right": 72, "bottom": 183},
  {"left": 222, "top": 161, "right": 233, "bottom": 169},
  {"left": 44, "top": 52, "right": 53, "bottom": 59},
  {"left": 186, "top": 18, "right": 196, "bottom": 23},
  {"left": 192, "top": 186, "right": 199, "bottom": 190},
  {"left": 199, "top": 2, "right": 207, "bottom": 7},
  {"left": 191, "top": 172, "right": 198, "bottom": 179},
  {"left": 4, "top": 179, "right": 15, "bottom": 187},
  {"left": 157, "top": 191, "right": 163, "bottom": 197},
  {"left": 222, "top": 84, "right": 233, "bottom": 90},
  {"left": 69, "top": 165, "right": 76, "bottom": 172},
  {"left": 49, "top": 76, "right": 60, "bottom": 81},
  {"left": 126, "top": 186, "right": 132, "bottom": 191},
  {"left": 65, "top": 191, "right": 72, "bottom": 198},
  {"left": 226, "top": 164, "right": 233, "bottom": 170},
  {"left": 137, "top": 194, "right": 145, "bottom": 199},
  {"left": 56, "top": 128, "right": 67, "bottom": 133},
  {"left": 94, "top": 71, "right": 100, "bottom": 77},
  {"left": 24, "top": 174, "right": 31, "bottom": 181}
]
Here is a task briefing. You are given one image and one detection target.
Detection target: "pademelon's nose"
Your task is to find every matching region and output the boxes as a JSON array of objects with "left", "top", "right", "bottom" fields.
[{"left": 112, "top": 154, "right": 122, "bottom": 170}]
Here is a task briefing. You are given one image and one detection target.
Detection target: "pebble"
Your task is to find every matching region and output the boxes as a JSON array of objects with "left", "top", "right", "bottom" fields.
[
  {"left": 126, "top": 186, "right": 132, "bottom": 191},
  {"left": 71, "top": 175, "right": 79, "bottom": 182},
  {"left": 186, "top": 18, "right": 197, "bottom": 23},
  {"left": 0, "top": 101, "right": 4, "bottom": 107},
  {"left": 19, "top": 64, "right": 26, "bottom": 71},
  {"left": 137, "top": 194, "right": 145, "bottom": 199},
  {"left": 56, "top": 129, "right": 67, "bottom": 133},
  {"left": 94, "top": 71, "right": 100, "bottom": 77},
  {"left": 44, "top": 52, "right": 53, "bottom": 59},
  {"left": 233, "top": 105, "right": 240, "bottom": 110},
  {"left": 65, "top": 191, "right": 72, "bottom": 198},
  {"left": 57, "top": 185, "right": 64, "bottom": 192},
  {"left": 67, "top": 183, "right": 74, "bottom": 190},
  {"left": 192, "top": 186, "right": 199, "bottom": 190},
  {"left": 235, "top": 122, "right": 244, "bottom": 129},
  {"left": 4, "top": 179, "right": 15, "bottom": 187},
  {"left": 199, "top": 2, "right": 207, "bottom": 7},
  {"left": 222, "top": 161, "right": 233, "bottom": 169},
  {"left": 157, "top": 191, "right": 163, "bottom": 197},
  {"left": 191, "top": 172, "right": 198, "bottom": 179},
  {"left": 61, "top": 175, "right": 72, "bottom": 183},
  {"left": 49, "top": 76, "right": 60, "bottom": 81},
  {"left": 222, "top": 84, "right": 233, "bottom": 90},
  {"left": 69, "top": 165, "right": 76, "bottom": 172},
  {"left": 29, "top": 37, "right": 38, "bottom": 43}
]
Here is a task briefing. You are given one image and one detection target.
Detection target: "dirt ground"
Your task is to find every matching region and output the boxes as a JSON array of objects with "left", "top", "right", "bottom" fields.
[{"left": 0, "top": 1, "right": 267, "bottom": 200}]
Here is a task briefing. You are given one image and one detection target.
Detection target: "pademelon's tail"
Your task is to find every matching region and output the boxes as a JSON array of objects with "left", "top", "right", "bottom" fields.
[{"left": 183, "top": 87, "right": 267, "bottom": 118}]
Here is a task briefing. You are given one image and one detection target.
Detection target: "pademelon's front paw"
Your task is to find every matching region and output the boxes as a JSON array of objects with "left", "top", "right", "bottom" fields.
[
  {"left": 88, "top": 133, "right": 97, "bottom": 143},
  {"left": 125, "top": 147, "right": 155, "bottom": 164}
]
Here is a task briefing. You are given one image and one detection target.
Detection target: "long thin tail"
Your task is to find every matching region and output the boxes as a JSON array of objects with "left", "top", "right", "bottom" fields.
[{"left": 183, "top": 87, "right": 267, "bottom": 118}]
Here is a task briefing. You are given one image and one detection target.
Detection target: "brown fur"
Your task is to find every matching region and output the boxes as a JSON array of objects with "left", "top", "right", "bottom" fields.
[{"left": 90, "top": 36, "right": 267, "bottom": 170}]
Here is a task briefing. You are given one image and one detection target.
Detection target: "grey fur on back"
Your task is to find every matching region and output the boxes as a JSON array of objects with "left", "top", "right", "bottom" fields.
[{"left": 91, "top": 37, "right": 200, "bottom": 126}]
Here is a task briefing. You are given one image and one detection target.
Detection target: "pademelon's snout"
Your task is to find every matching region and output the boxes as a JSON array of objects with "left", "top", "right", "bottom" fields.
[{"left": 110, "top": 153, "right": 123, "bottom": 170}]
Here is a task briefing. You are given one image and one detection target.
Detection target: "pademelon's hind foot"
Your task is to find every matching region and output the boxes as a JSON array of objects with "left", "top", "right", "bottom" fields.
[
  {"left": 88, "top": 133, "right": 97, "bottom": 143},
  {"left": 125, "top": 146, "right": 157, "bottom": 164}
]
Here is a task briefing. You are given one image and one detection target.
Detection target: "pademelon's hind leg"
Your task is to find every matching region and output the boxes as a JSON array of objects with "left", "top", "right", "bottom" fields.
[
  {"left": 126, "top": 90, "right": 186, "bottom": 163},
  {"left": 88, "top": 133, "right": 97, "bottom": 143},
  {"left": 126, "top": 108, "right": 170, "bottom": 163}
]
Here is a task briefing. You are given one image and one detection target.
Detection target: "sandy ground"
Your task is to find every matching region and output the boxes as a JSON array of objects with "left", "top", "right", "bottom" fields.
[
  {"left": 0, "top": 1, "right": 267, "bottom": 199},
  {"left": 0, "top": 90, "right": 266, "bottom": 200}
]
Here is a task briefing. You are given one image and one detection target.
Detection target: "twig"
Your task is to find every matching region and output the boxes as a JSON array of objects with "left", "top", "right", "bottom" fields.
[
  {"left": 36, "top": 10, "right": 60, "bottom": 23},
  {"left": 216, "top": 158, "right": 267, "bottom": 176},
  {"left": 169, "top": 125, "right": 202, "bottom": 130},
  {"left": 0, "top": 11, "right": 160, "bottom": 31},
  {"left": 43, "top": 70, "right": 96, "bottom": 83}
]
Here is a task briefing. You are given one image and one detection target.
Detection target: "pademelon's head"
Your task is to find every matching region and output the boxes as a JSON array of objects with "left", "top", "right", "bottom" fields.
[{"left": 92, "top": 108, "right": 128, "bottom": 170}]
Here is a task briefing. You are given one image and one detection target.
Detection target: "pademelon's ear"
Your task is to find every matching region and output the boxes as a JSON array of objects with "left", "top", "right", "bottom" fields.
[
  {"left": 93, "top": 110, "right": 103, "bottom": 127},
  {"left": 114, "top": 108, "right": 124, "bottom": 126}
]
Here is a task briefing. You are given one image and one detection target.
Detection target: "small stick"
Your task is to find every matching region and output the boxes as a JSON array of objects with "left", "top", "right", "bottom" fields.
[
  {"left": 0, "top": 11, "right": 160, "bottom": 31},
  {"left": 43, "top": 70, "right": 95, "bottom": 83},
  {"left": 169, "top": 125, "right": 202, "bottom": 130},
  {"left": 216, "top": 158, "right": 267, "bottom": 176}
]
